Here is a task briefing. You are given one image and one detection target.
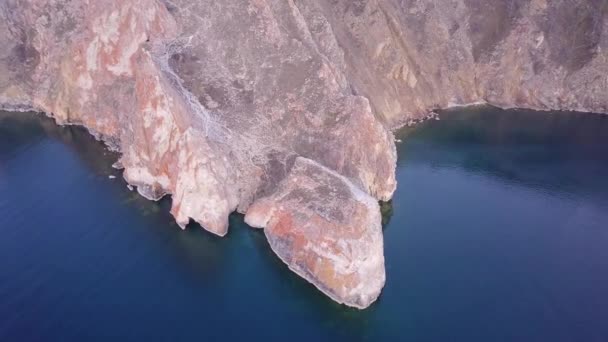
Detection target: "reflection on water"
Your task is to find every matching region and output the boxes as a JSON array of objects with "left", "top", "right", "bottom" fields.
[
  {"left": 1, "top": 108, "right": 608, "bottom": 341},
  {"left": 396, "top": 106, "right": 608, "bottom": 202}
]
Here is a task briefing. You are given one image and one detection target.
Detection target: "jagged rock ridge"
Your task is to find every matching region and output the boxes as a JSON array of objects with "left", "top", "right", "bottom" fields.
[{"left": 1, "top": 0, "right": 606, "bottom": 308}]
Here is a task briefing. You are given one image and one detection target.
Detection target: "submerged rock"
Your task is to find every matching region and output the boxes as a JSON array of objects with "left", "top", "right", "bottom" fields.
[
  {"left": 0, "top": 0, "right": 606, "bottom": 308},
  {"left": 246, "top": 157, "right": 385, "bottom": 309}
]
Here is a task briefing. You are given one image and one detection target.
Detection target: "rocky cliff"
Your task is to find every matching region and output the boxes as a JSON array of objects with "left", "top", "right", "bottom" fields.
[{"left": 1, "top": 0, "right": 606, "bottom": 309}]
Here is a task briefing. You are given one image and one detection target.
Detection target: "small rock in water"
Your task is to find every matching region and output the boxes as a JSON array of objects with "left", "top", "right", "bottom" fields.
[
  {"left": 108, "top": 175, "right": 116, "bottom": 179},
  {"left": 127, "top": 184, "right": 134, "bottom": 191}
]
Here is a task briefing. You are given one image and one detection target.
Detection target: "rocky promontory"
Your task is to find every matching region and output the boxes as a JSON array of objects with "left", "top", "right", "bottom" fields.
[{"left": 1, "top": 0, "right": 606, "bottom": 308}]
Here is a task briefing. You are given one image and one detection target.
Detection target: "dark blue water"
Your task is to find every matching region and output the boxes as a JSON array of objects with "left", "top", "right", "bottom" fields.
[{"left": 1, "top": 107, "right": 607, "bottom": 341}]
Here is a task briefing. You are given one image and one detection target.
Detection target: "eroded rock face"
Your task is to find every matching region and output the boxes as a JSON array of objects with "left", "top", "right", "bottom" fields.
[
  {"left": 245, "top": 157, "right": 385, "bottom": 309},
  {"left": 0, "top": 0, "right": 606, "bottom": 308}
]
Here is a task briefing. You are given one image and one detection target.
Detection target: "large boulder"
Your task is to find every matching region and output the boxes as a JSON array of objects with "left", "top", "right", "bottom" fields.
[{"left": 246, "top": 157, "right": 385, "bottom": 309}]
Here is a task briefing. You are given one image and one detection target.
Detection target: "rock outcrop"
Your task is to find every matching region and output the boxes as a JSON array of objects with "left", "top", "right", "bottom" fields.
[
  {"left": 0, "top": 0, "right": 606, "bottom": 308},
  {"left": 245, "top": 157, "right": 385, "bottom": 309}
]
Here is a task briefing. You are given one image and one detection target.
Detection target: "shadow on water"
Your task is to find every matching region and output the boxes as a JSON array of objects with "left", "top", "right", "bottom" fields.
[
  {"left": 247, "top": 232, "right": 379, "bottom": 339},
  {"left": 0, "top": 110, "right": 378, "bottom": 339},
  {"left": 395, "top": 106, "right": 608, "bottom": 203},
  {"left": 0, "top": 111, "right": 230, "bottom": 280},
  {"left": 0, "top": 111, "right": 119, "bottom": 175}
]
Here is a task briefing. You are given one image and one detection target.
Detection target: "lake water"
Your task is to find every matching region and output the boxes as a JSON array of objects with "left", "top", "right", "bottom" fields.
[{"left": 1, "top": 107, "right": 607, "bottom": 341}]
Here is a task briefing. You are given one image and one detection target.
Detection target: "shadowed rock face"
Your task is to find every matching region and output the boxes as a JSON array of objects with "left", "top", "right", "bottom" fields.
[{"left": 0, "top": 0, "right": 606, "bottom": 308}]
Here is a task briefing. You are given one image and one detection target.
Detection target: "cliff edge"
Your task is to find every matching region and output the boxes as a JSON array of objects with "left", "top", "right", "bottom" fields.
[{"left": 1, "top": 0, "right": 606, "bottom": 308}]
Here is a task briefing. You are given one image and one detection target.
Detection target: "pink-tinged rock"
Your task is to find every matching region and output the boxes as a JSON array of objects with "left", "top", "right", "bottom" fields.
[{"left": 245, "top": 157, "right": 385, "bottom": 309}]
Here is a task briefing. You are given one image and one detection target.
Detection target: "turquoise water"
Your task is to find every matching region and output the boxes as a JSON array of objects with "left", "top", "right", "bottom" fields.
[{"left": 1, "top": 108, "right": 607, "bottom": 341}]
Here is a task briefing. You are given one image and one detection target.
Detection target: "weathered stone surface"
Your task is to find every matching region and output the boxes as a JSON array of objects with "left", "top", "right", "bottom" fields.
[
  {"left": 308, "top": 0, "right": 608, "bottom": 126},
  {"left": 245, "top": 157, "right": 385, "bottom": 309},
  {"left": 0, "top": 0, "right": 606, "bottom": 308}
]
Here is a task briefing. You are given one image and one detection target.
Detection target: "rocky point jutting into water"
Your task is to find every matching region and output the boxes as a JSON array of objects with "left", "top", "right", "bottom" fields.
[{"left": 0, "top": 0, "right": 606, "bottom": 309}]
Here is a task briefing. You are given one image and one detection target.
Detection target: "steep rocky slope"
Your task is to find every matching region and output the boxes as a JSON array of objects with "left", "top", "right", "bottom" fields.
[{"left": 1, "top": 0, "right": 606, "bottom": 308}]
